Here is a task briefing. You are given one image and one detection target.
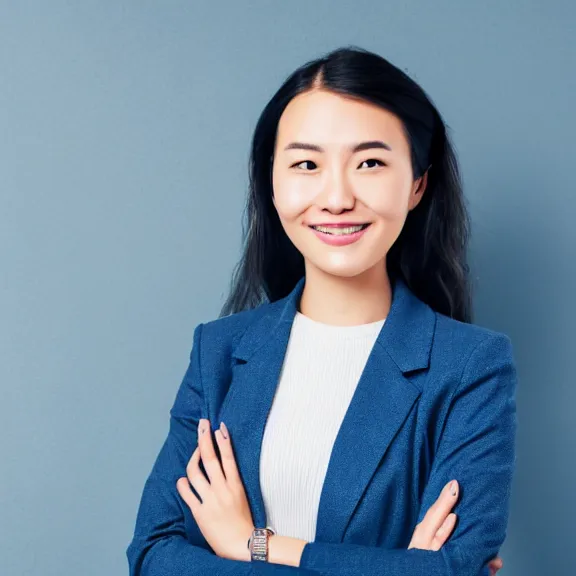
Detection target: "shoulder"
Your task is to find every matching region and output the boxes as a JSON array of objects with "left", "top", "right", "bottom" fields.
[
  {"left": 432, "top": 311, "right": 516, "bottom": 382},
  {"left": 194, "top": 298, "right": 281, "bottom": 355},
  {"left": 435, "top": 311, "right": 513, "bottom": 349}
]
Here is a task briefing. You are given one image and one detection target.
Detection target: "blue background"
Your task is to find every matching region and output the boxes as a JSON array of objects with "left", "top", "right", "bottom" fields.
[{"left": 1, "top": 1, "right": 574, "bottom": 574}]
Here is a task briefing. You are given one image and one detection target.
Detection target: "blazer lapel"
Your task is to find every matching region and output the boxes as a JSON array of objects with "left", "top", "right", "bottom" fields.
[
  {"left": 216, "top": 279, "right": 305, "bottom": 530},
  {"left": 217, "top": 275, "right": 436, "bottom": 542}
]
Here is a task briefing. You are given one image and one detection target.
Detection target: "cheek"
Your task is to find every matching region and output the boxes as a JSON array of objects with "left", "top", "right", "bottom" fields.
[
  {"left": 272, "top": 181, "right": 311, "bottom": 220},
  {"left": 357, "top": 175, "right": 411, "bottom": 221},
  {"left": 362, "top": 193, "right": 408, "bottom": 221}
]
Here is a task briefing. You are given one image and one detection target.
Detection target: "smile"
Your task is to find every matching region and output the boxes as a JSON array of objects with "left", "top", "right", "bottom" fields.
[{"left": 308, "top": 223, "right": 371, "bottom": 246}]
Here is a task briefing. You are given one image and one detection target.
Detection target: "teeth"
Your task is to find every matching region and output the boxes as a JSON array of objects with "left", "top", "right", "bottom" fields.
[{"left": 312, "top": 225, "right": 366, "bottom": 235}]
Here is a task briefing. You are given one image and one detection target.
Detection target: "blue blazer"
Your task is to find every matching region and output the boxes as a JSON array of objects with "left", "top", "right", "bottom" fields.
[{"left": 127, "top": 275, "right": 517, "bottom": 576}]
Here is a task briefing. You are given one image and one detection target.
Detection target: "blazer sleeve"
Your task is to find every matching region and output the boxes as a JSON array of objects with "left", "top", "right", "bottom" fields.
[
  {"left": 298, "top": 333, "right": 518, "bottom": 576},
  {"left": 126, "top": 322, "right": 319, "bottom": 576}
]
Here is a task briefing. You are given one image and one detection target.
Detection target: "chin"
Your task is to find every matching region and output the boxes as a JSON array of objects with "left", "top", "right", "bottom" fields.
[{"left": 308, "top": 259, "right": 375, "bottom": 279}]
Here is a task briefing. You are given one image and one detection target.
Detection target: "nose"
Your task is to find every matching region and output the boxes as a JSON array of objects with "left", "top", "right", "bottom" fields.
[{"left": 316, "top": 168, "right": 356, "bottom": 213}]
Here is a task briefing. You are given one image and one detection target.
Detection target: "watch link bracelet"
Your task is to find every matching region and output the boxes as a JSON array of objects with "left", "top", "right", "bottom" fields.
[{"left": 248, "top": 526, "right": 276, "bottom": 562}]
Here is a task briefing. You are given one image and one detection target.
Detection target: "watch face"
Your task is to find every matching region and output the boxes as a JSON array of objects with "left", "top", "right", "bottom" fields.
[{"left": 251, "top": 528, "right": 272, "bottom": 561}]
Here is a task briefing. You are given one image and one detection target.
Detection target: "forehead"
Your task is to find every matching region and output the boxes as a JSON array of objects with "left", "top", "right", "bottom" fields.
[{"left": 276, "top": 89, "right": 408, "bottom": 151}]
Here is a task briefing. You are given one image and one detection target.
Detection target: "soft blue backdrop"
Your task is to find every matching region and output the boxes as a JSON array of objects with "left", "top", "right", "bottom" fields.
[{"left": 1, "top": 1, "right": 574, "bottom": 575}]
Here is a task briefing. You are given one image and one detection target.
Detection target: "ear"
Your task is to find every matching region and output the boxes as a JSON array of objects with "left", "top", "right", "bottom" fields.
[{"left": 408, "top": 169, "right": 429, "bottom": 211}]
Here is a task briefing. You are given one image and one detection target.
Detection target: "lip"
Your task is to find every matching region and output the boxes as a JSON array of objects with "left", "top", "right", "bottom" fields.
[
  {"left": 308, "top": 223, "right": 371, "bottom": 246},
  {"left": 308, "top": 222, "right": 369, "bottom": 227}
]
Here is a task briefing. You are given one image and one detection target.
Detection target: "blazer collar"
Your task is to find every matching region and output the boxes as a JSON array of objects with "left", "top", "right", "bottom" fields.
[
  {"left": 232, "top": 274, "right": 435, "bottom": 373},
  {"left": 220, "top": 275, "right": 436, "bottom": 543}
]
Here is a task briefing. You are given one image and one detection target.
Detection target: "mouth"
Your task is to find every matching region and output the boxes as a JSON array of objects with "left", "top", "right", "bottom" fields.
[
  {"left": 308, "top": 223, "right": 371, "bottom": 236},
  {"left": 307, "top": 223, "right": 372, "bottom": 247}
]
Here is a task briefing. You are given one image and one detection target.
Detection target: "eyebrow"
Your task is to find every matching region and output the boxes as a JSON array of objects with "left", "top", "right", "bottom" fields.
[{"left": 282, "top": 140, "right": 393, "bottom": 153}]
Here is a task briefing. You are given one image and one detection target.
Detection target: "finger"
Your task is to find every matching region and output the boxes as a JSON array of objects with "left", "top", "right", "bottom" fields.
[
  {"left": 488, "top": 557, "right": 503, "bottom": 571},
  {"left": 176, "top": 475, "right": 201, "bottom": 514},
  {"left": 430, "top": 514, "right": 453, "bottom": 551},
  {"left": 197, "top": 419, "right": 227, "bottom": 489},
  {"left": 215, "top": 422, "right": 241, "bottom": 484},
  {"left": 487, "top": 557, "right": 502, "bottom": 576},
  {"left": 430, "top": 513, "right": 456, "bottom": 551},
  {"left": 186, "top": 445, "right": 211, "bottom": 498},
  {"left": 419, "top": 480, "right": 459, "bottom": 539},
  {"left": 488, "top": 560, "right": 502, "bottom": 576}
]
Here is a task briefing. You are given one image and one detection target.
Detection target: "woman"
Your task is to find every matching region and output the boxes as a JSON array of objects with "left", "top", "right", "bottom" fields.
[{"left": 126, "top": 46, "right": 516, "bottom": 576}]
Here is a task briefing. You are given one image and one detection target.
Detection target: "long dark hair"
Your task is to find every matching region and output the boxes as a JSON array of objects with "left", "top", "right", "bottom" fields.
[{"left": 219, "top": 46, "right": 473, "bottom": 323}]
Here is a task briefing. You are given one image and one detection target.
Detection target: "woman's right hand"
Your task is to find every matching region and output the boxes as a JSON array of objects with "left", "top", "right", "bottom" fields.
[{"left": 408, "top": 480, "right": 504, "bottom": 576}]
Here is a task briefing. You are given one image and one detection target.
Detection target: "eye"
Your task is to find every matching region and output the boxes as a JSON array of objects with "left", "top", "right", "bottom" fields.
[
  {"left": 359, "top": 159, "right": 386, "bottom": 169},
  {"left": 290, "top": 160, "right": 317, "bottom": 171}
]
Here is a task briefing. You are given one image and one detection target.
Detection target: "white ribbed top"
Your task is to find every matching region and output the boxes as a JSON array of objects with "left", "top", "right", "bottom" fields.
[{"left": 259, "top": 311, "right": 386, "bottom": 542}]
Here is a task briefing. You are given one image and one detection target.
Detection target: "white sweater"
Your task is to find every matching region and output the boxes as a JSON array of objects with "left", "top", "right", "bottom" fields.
[{"left": 259, "top": 310, "right": 386, "bottom": 542}]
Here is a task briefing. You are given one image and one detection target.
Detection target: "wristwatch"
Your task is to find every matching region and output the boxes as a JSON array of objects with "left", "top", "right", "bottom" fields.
[{"left": 248, "top": 526, "right": 276, "bottom": 562}]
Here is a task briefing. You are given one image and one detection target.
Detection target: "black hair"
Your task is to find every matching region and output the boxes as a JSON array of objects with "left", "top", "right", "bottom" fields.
[{"left": 219, "top": 45, "right": 473, "bottom": 323}]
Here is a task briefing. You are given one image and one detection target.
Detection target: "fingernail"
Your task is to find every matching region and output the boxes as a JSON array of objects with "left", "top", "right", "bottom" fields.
[
  {"left": 198, "top": 419, "right": 205, "bottom": 436},
  {"left": 449, "top": 481, "right": 457, "bottom": 496},
  {"left": 220, "top": 421, "right": 228, "bottom": 439}
]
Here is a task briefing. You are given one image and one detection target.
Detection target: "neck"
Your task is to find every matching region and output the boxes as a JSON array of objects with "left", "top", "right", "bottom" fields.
[{"left": 298, "top": 264, "right": 392, "bottom": 326}]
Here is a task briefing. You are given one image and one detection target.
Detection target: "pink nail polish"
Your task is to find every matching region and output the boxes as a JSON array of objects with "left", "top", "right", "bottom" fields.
[{"left": 450, "top": 481, "right": 457, "bottom": 496}]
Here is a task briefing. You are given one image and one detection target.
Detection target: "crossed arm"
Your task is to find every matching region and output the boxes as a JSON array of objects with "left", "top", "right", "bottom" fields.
[{"left": 126, "top": 324, "right": 517, "bottom": 576}]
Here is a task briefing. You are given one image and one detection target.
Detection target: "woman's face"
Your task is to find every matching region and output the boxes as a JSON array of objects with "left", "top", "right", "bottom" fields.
[{"left": 271, "top": 89, "right": 427, "bottom": 279}]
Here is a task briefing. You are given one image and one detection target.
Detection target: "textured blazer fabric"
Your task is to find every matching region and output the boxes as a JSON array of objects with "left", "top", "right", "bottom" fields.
[{"left": 127, "top": 275, "right": 518, "bottom": 576}]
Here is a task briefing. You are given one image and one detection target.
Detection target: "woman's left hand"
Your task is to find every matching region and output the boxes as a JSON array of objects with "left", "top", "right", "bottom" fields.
[{"left": 176, "top": 419, "right": 255, "bottom": 562}]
